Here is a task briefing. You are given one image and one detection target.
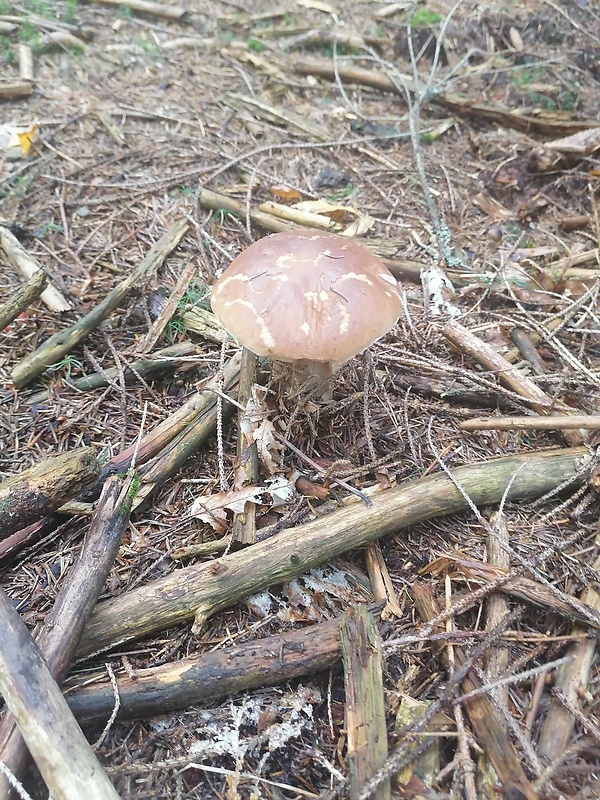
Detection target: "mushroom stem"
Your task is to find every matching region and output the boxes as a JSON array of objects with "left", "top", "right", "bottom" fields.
[{"left": 293, "top": 359, "right": 336, "bottom": 399}]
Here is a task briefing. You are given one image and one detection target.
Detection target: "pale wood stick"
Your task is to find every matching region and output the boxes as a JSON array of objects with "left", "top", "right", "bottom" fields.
[
  {"left": 0, "top": 81, "right": 32, "bottom": 100},
  {"left": 341, "top": 605, "right": 390, "bottom": 800},
  {"left": 231, "top": 348, "right": 259, "bottom": 547},
  {"left": 0, "top": 588, "right": 120, "bottom": 800},
  {"left": 0, "top": 226, "right": 70, "bottom": 311},
  {"left": 460, "top": 415, "right": 600, "bottom": 431},
  {"left": 18, "top": 44, "right": 33, "bottom": 81},
  {"left": 485, "top": 514, "right": 511, "bottom": 722},
  {"left": 0, "top": 448, "right": 100, "bottom": 539},
  {"left": 443, "top": 321, "right": 582, "bottom": 446},
  {"left": 89, "top": 0, "right": 187, "bottom": 21},
  {"left": 537, "top": 549, "right": 600, "bottom": 760},
  {"left": 0, "top": 269, "right": 47, "bottom": 330},
  {"left": 258, "top": 201, "right": 340, "bottom": 230}
]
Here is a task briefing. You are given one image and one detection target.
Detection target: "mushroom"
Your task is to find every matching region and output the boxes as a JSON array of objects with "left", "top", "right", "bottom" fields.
[{"left": 210, "top": 229, "right": 401, "bottom": 393}]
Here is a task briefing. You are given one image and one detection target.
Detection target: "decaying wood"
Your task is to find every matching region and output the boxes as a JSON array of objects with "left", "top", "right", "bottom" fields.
[
  {"left": 0, "top": 81, "right": 32, "bottom": 100},
  {"left": 0, "top": 588, "right": 120, "bottom": 800},
  {"left": 537, "top": 550, "right": 600, "bottom": 760},
  {"left": 288, "top": 57, "right": 600, "bottom": 136},
  {"left": 0, "top": 515, "right": 58, "bottom": 562},
  {"left": 67, "top": 616, "right": 341, "bottom": 724},
  {"left": 182, "top": 306, "right": 227, "bottom": 343},
  {"left": 413, "top": 583, "right": 538, "bottom": 800},
  {"left": 231, "top": 348, "right": 259, "bottom": 547},
  {"left": 0, "top": 226, "right": 70, "bottom": 312},
  {"left": 26, "top": 341, "right": 197, "bottom": 405},
  {"left": 0, "top": 475, "right": 136, "bottom": 799},
  {"left": 341, "top": 605, "right": 390, "bottom": 800},
  {"left": 0, "top": 448, "right": 100, "bottom": 539},
  {"left": 77, "top": 446, "right": 589, "bottom": 657},
  {"left": 443, "top": 321, "right": 583, "bottom": 446},
  {"left": 364, "top": 542, "right": 403, "bottom": 619},
  {"left": 484, "top": 514, "right": 511, "bottom": 714},
  {"left": 461, "top": 414, "right": 600, "bottom": 431},
  {"left": 0, "top": 268, "right": 47, "bottom": 331},
  {"left": 425, "top": 554, "right": 600, "bottom": 631},
  {"left": 11, "top": 218, "right": 189, "bottom": 387}
]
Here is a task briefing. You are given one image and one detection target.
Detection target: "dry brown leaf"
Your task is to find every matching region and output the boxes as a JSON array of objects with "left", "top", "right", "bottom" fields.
[
  {"left": 190, "top": 478, "right": 295, "bottom": 532},
  {"left": 269, "top": 185, "right": 303, "bottom": 202}
]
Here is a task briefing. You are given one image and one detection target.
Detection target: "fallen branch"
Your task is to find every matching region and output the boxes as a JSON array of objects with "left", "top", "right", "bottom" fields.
[
  {"left": 0, "top": 474, "right": 136, "bottom": 799},
  {"left": 77, "top": 446, "right": 589, "bottom": 657},
  {"left": 443, "top": 321, "right": 582, "bottom": 446},
  {"left": 0, "top": 226, "right": 70, "bottom": 312},
  {"left": 87, "top": 0, "right": 187, "bottom": 21},
  {"left": 0, "top": 448, "right": 100, "bottom": 539},
  {"left": 537, "top": 550, "right": 600, "bottom": 760},
  {"left": 288, "top": 57, "right": 600, "bottom": 136},
  {"left": 424, "top": 554, "right": 600, "bottom": 631},
  {"left": 341, "top": 605, "right": 390, "bottom": 800},
  {"left": 11, "top": 218, "right": 188, "bottom": 387},
  {"left": 460, "top": 415, "right": 600, "bottom": 431},
  {"left": 67, "top": 616, "right": 341, "bottom": 724},
  {"left": 26, "top": 341, "right": 197, "bottom": 405},
  {"left": 0, "top": 268, "right": 47, "bottom": 331},
  {"left": 0, "top": 81, "right": 32, "bottom": 100},
  {"left": 0, "top": 588, "right": 120, "bottom": 800},
  {"left": 413, "top": 583, "right": 538, "bottom": 800}
]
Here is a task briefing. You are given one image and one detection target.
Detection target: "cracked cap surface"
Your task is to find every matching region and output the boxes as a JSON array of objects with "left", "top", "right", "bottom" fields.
[{"left": 210, "top": 230, "right": 402, "bottom": 363}]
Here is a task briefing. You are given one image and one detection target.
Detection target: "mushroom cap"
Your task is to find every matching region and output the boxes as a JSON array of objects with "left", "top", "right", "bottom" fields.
[{"left": 210, "top": 230, "right": 401, "bottom": 363}]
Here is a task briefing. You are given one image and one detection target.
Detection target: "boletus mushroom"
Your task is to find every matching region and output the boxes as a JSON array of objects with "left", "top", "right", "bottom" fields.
[{"left": 210, "top": 230, "right": 401, "bottom": 394}]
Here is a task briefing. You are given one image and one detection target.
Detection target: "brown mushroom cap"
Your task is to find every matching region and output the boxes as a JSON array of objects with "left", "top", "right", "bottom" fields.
[{"left": 210, "top": 230, "right": 401, "bottom": 363}]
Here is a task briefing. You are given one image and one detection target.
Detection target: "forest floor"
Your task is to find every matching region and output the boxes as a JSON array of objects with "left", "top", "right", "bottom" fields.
[{"left": 1, "top": 0, "right": 600, "bottom": 798}]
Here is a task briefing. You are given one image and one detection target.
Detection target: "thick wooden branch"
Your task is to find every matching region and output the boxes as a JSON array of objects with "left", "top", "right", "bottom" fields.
[
  {"left": 0, "top": 475, "right": 136, "bottom": 798},
  {"left": 77, "top": 446, "right": 589, "bottom": 657},
  {"left": 0, "top": 448, "right": 100, "bottom": 538},
  {"left": 0, "top": 589, "right": 119, "bottom": 800},
  {"left": 341, "top": 606, "right": 390, "bottom": 800},
  {"left": 67, "top": 617, "right": 341, "bottom": 724}
]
